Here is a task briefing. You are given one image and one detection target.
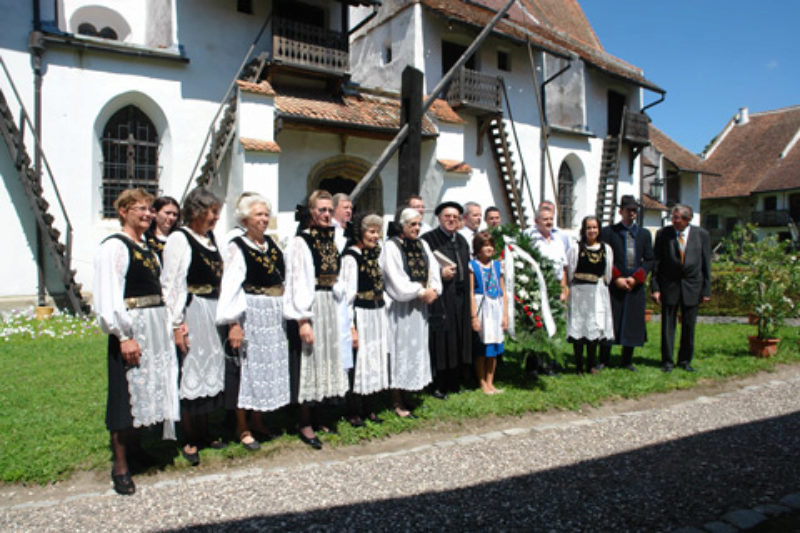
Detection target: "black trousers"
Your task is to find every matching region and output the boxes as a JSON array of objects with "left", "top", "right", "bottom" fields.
[{"left": 661, "top": 300, "right": 699, "bottom": 366}]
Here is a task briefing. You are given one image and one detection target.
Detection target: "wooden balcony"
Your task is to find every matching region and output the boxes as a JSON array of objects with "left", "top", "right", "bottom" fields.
[
  {"left": 751, "top": 209, "right": 791, "bottom": 227},
  {"left": 445, "top": 67, "right": 502, "bottom": 114},
  {"left": 623, "top": 111, "right": 649, "bottom": 146},
  {"left": 272, "top": 17, "right": 348, "bottom": 75}
]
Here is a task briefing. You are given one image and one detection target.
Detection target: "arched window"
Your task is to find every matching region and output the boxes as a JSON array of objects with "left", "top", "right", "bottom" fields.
[
  {"left": 101, "top": 105, "right": 160, "bottom": 218},
  {"left": 77, "top": 23, "right": 97, "bottom": 36},
  {"left": 98, "top": 26, "right": 118, "bottom": 40},
  {"left": 307, "top": 156, "right": 383, "bottom": 215},
  {"left": 557, "top": 161, "right": 574, "bottom": 229}
]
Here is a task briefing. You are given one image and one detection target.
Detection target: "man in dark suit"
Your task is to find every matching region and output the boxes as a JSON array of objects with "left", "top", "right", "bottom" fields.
[
  {"left": 651, "top": 204, "right": 711, "bottom": 372},
  {"left": 600, "top": 195, "right": 654, "bottom": 371}
]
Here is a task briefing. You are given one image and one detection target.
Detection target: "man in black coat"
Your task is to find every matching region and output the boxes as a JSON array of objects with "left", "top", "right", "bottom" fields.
[
  {"left": 599, "top": 195, "right": 654, "bottom": 371},
  {"left": 421, "top": 201, "right": 472, "bottom": 397},
  {"left": 651, "top": 204, "right": 711, "bottom": 372}
]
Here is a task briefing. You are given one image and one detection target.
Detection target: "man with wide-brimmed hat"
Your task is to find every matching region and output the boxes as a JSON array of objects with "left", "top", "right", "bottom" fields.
[
  {"left": 421, "top": 201, "right": 473, "bottom": 397},
  {"left": 599, "top": 195, "right": 654, "bottom": 371}
]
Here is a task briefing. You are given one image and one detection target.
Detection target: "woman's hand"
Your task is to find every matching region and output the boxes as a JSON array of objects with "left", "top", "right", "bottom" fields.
[
  {"left": 351, "top": 326, "right": 358, "bottom": 350},
  {"left": 228, "top": 323, "right": 244, "bottom": 351},
  {"left": 120, "top": 338, "right": 141, "bottom": 367},
  {"left": 420, "top": 288, "right": 438, "bottom": 304},
  {"left": 471, "top": 315, "right": 481, "bottom": 333},
  {"left": 501, "top": 315, "right": 508, "bottom": 331},
  {"left": 299, "top": 320, "right": 314, "bottom": 345},
  {"left": 174, "top": 323, "right": 190, "bottom": 354}
]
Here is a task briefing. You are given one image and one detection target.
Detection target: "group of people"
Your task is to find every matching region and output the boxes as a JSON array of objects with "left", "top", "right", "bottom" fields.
[
  {"left": 529, "top": 195, "right": 711, "bottom": 376},
  {"left": 94, "top": 186, "right": 709, "bottom": 496}
]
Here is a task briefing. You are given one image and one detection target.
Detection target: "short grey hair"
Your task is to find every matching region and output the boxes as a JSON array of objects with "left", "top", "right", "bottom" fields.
[
  {"left": 672, "top": 204, "right": 693, "bottom": 221},
  {"left": 182, "top": 187, "right": 221, "bottom": 224},
  {"left": 361, "top": 213, "right": 383, "bottom": 232},
  {"left": 234, "top": 193, "right": 270, "bottom": 223},
  {"left": 332, "top": 193, "right": 351, "bottom": 208},
  {"left": 463, "top": 201, "right": 481, "bottom": 215},
  {"left": 538, "top": 200, "right": 555, "bottom": 213},
  {"left": 398, "top": 207, "right": 421, "bottom": 227}
]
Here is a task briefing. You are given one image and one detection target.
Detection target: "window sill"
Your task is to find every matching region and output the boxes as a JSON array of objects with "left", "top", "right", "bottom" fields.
[
  {"left": 38, "top": 31, "right": 189, "bottom": 63},
  {"left": 548, "top": 125, "right": 594, "bottom": 138}
]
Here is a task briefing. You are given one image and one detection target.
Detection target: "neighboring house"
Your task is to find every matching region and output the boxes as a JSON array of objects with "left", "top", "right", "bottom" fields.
[
  {"left": 700, "top": 106, "right": 800, "bottom": 247},
  {"left": 0, "top": 0, "right": 663, "bottom": 307},
  {"left": 639, "top": 124, "right": 705, "bottom": 229}
]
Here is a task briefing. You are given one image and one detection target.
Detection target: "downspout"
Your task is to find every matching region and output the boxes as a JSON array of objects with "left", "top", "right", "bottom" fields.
[
  {"left": 639, "top": 88, "right": 665, "bottom": 222},
  {"left": 31, "top": 0, "right": 46, "bottom": 306}
]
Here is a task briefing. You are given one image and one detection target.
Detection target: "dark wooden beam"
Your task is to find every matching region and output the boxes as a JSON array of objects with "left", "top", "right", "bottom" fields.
[{"left": 397, "top": 66, "right": 423, "bottom": 208}]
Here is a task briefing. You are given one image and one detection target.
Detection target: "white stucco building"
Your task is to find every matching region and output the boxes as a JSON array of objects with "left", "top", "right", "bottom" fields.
[{"left": 0, "top": 0, "right": 664, "bottom": 309}]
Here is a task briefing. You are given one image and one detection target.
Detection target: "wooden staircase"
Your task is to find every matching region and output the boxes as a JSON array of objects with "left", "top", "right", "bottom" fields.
[
  {"left": 0, "top": 67, "right": 89, "bottom": 315},
  {"left": 595, "top": 134, "right": 623, "bottom": 226},
  {"left": 486, "top": 115, "right": 528, "bottom": 229}
]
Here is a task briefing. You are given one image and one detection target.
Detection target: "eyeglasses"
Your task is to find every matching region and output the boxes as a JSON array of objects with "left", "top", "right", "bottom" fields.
[
  {"left": 316, "top": 207, "right": 334, "bottom": 214},
  {"left": 129, "top": 205, "right": 151, "bottom": 213}
]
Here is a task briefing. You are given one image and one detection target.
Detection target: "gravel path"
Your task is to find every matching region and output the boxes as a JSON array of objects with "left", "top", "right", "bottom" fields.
[{"left": 3, "top": 367, "right": 800, "bottom": 532}]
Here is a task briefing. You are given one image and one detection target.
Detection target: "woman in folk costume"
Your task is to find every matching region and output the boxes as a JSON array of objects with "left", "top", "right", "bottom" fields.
[
  {"left": 340, "top": 213, "right": 391, "bottom": 426},
  {"left": 216, "top": 194, "right": 290, "bottom": 451},
  {"left": 94, "top": 188, "right": 179, "bottom": 495},
  {"left": 144, "top": 196, "right": 180, "bottom": 261},
  {"left": 566, "top": 215, "right": 615, "bottom": 374},
  {"left": 161, "top": 187, "right": 227, "bottom": 465},
  {"left": 383, "top": 207, "right": 441, "bottom": 418},
  {"left": 283, "top": 190, "right": 349, "bottom": 449}
]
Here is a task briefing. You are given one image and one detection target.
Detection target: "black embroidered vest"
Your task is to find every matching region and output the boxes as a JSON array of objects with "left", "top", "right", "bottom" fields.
[
  {"left": 144, "top": 229, "right": 166, "bottom": 261},
  {"left": 299, "top": 226, "right": 339, "bottom": 290},
  {"left": 104, "top": 234, "right": 162, "bottom": 299},
  {"left": 343, "top": 246, "right": 385, "bottom": 309},
  {"left": 394, "top": 237, "right": 429, "bottom": 286},
  {"left": 573, "top": 243, "right": 606, "bottom": 285},
  {"left": 232, "top": 236, "right": 285, "bottom": 293},
  {"left": 177, "top": 228, "right": 223, "bottom": 298}
]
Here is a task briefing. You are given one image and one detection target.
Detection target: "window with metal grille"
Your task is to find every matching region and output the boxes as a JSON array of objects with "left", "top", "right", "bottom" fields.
[
  {"left": 101, "top": 105, "right": 160, "bottom": 218},
  {"left": 557, "top": 161, "right": 574, "bottom": 228}
]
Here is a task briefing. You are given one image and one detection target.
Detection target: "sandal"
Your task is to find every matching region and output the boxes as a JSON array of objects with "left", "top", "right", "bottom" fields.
[
  {"left": 111, "top": 471, "right": 136, "bottom": 495},
  {"left": 239, "top": 431, "right": 261, "bottom": 451}
]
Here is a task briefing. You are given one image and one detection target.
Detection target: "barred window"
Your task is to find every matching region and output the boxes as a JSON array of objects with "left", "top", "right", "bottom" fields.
[
  {"left": 557, "top": 161, "right": 574, "bottom": 228},
  {"left": 101, "top": 105, "right": 160, "bottom": 218}
]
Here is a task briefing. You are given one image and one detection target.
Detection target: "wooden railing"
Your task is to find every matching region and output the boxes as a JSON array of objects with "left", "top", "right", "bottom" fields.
[
  {"left": 272, "top": 17, "right": 348, "bottom": 73},
  {"left": 623, "top": 110, "right": 649, "bottom": 146},
  {"left": 445, "top": 67, "right": 502, "bottom": 113},
  {"left": 751, "top": 209, "right": 791, "bottom": 227}
]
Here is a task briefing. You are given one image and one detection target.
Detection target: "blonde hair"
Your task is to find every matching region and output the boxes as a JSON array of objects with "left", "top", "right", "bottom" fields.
[
  {"left": 308, "top": 189, "right": 333, "bottom": 209},
  {"left": 113, "top": 188, "right": 154, "bottom": 223}
]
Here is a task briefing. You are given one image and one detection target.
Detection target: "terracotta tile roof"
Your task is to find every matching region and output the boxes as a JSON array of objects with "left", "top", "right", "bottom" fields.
[
  {"left": 274, "top": 88, "right": 439, "bottom": 136},
  {"left": 438, "top": 159, "right": 472, "bottom": 173},
  {"left": 429, "top": 98, "right": 466, "bottom": 124},
  {"left": 417, "top": 0, "right": 662, "bottom": 92},
  {"left": 642, "top": 193, "right": 668, "bottom": 211},
  {"left": 649, "top": 125, "right": 704, "bottom": 173},
  {"left": 240, "top": 138, "right": 280, "bottom": 153},
  {"left": 702, "top": 106, "right": 800, "bottom": 199},
  {"left": 236, "top": 80, "right": 276, "bottom": 96}
]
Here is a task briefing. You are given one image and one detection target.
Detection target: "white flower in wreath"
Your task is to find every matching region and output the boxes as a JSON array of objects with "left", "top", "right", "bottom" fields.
[
  {"left": 517, "top": 274, "right": 530, "bottom": 284},
  {"left": 518, "top": 288, "right": 529, "bottom": 300},
  {"left": 531, "top": 301, "right": 540, "bottom": 311},
  {"left": 515, "top": 261, "right": 524, "bottom": 270}
]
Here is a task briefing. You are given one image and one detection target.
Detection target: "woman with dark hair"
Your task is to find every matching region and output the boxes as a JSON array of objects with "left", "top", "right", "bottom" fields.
[
  {"left": 161, "top": 187, "right": 227, "bottom": 465},
  {"left": 383, "top": 207, "right": 440, "bottom": 418},
  {"left": 565, "top": 215, "right": 614, "bottom": 374},
  {"left": 340, "top": 213, "right": 390, "bottom": 426},
  {"left": 93, "top": 188, "right": 179, "bottom": 495},
  {"left": 283, "top": 189, "right": 349, "bottom": 449},
  {"left": 216, "top": 193, "right": 290, "bottom": 450},
  {"left": 145, "top": 196, "right": 180, "bottom": 260}
]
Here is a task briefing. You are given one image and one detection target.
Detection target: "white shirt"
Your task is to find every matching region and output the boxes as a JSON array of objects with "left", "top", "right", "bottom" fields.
[
  {"left": 458, "top": 226, "right": 479, "bottom": 254},
  {"left": 161, "top": 227, "right": 219, "bottom": 327},
  {"left": 528, "top": 227, "right": 568, "bottom": 281}
]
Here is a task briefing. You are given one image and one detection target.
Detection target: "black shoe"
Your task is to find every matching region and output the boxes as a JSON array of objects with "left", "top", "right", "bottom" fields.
[
  {"left": 431, "top": 389, "right": 449, "bottom": 400},
  {"left": 181, "top": 445, "right": 200, "bottom": 466},
  {"left": 678, "top": 363, "right": 695, "bottom": 372},
  {"left": 239, "top": 433, "right": 261, "bottom": 451},
  {"left": 347, "top": 416, "right": 366, "bottom": 428},
  {"left": 367, "top": 415, "right": 384, "bottom": 424},
  {"left": 661, "top": 363, "right": 673, "bottom": 373},
  {"left": 111, "top": 471, "right": 136, "bottom": 495},
  {"left": 623, "top": 364, "right": 637, "bottom": 372},
  {"left": 207, "top": 438, "right": 229, "bottom": 450},
  {"left": 299, "top": 434, "right": 323, "bottom": 450}
]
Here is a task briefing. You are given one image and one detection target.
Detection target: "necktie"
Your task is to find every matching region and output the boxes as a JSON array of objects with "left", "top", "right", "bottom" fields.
[{"left": 678, "top": 232, "right": 685, "bottom": 265}]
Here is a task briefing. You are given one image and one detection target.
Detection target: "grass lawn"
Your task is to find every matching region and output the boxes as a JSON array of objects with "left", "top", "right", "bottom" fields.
[{"left": 1, "top": 312, "right": 799, "bottom": 485}]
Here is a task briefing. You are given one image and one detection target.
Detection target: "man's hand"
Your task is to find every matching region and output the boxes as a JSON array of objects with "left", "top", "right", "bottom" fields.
[
  {"left": 441, "top": 264, "right": 456, "bottom": 281},
  {"left": 652, "top": 291, "right": 661, "bottom": 304}
]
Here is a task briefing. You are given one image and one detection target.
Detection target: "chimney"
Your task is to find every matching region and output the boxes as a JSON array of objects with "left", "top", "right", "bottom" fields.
[{"left": 735, "top": 107, "right": 750, "bottom": 125}]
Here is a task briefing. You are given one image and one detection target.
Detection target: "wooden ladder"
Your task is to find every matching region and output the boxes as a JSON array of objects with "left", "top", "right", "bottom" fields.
[{"left": 486, "top": 114, "right": 528, "bottom": 228}]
